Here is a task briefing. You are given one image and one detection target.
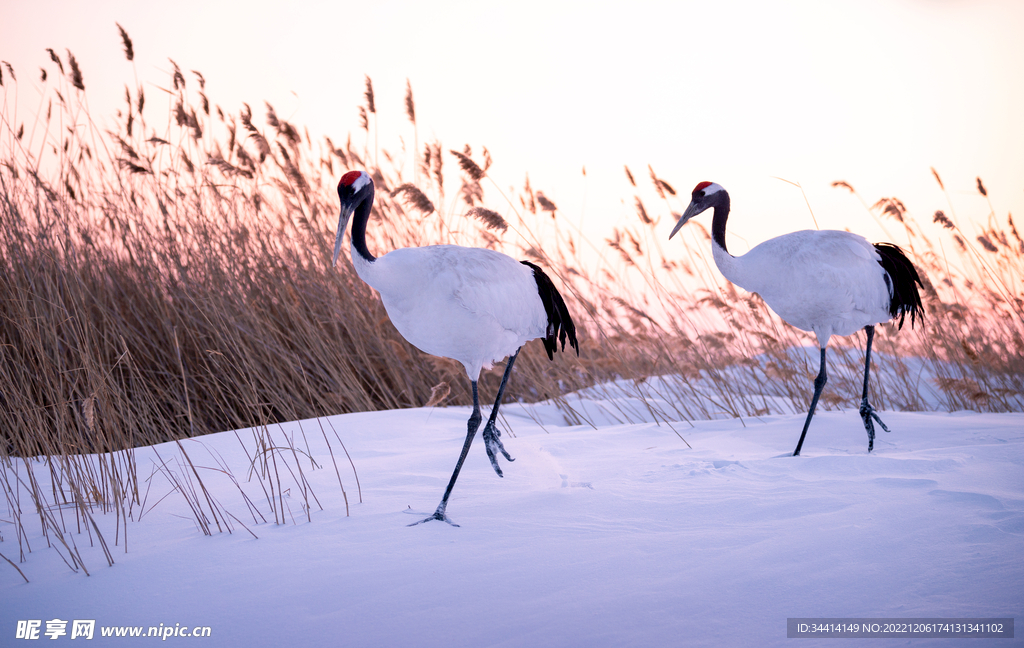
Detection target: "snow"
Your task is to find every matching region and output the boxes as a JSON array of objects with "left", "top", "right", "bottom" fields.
[{"left": 3, "top": 387, "right": 1022, "bottom": 646}]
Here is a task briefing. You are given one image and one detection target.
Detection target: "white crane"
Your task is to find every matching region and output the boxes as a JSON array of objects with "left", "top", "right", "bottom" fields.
[
  {"left": 669, "top": 182, "right": 924, "bottom": 456},
  {"left": 332, "top": 170, "right": 578, "bottom": 525}
]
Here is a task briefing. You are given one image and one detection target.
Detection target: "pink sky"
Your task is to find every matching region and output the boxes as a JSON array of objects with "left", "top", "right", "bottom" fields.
[{"left": 2, "top": 0, "right": 1022, "bottom": 251}]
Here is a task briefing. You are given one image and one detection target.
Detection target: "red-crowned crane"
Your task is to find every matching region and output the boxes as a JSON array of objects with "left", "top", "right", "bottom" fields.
[
  {"left": 332, "top": 170, "right": 578, "bottom": 525},
  {"left": 669, "top": 182, "right": 924, "bottom": 456}
]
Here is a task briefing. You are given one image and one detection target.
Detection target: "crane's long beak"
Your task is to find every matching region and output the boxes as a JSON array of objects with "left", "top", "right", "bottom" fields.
[
  {"left": 669, "top": 200, "right": 705, "bottom": 240},
  {"left": 331, "top": 203, "right": 354, "bottom": 267}
]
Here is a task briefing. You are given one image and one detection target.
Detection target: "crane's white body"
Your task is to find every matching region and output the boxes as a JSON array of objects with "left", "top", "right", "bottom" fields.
[
  {"left": 711, "top": 229, "right": 893, "bottom": 348},
  {"left": 351, "top": 245, "right": 549, "bottom": 380}
]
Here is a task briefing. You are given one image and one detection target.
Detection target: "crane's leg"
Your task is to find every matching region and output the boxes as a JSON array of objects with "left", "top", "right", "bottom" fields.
[
  {"left": 482, "top": 349, "right": 519, "bottom": 477},
  {"left": 793, "top": 347, "right": 828, "bottom": 456},
  {"left": 409, "top": 381, "right": 483, "bottom": 527},
  {"left": 858, "top": 325, "right": 891, "bottom": 452}
]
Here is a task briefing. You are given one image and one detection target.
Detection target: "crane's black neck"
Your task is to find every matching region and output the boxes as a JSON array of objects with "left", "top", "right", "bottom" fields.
[
  {"left": 710, "top": 191, "right": 731, "bottom": 255},
  {"left": 350, "top": 183, "right": 376, "bottom": 263}
]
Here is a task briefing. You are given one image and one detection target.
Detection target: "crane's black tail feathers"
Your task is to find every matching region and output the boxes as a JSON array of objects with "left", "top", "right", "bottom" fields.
[
  {"left": 521, "top": 261, "right": 579, "bottom": 360},
  {"left": 874, "top": 242, "right": 925, "bottom": 330}
]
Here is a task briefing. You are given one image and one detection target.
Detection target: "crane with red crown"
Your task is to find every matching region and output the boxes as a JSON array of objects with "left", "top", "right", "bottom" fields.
[
  {"left": 332, "top": 170, "right": 578, "bottom": 525},
  {"left": 670, "top": 181, "right": 924, "bottom": 456}
]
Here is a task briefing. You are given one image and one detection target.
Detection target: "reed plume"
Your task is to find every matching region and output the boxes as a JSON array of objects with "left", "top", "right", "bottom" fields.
[
  {"left": 450, "top": 149, "right": 485, "bottom": 181},
  {"left": 466, "top": 206, "right": 508, "bottom": 233},
  {"left": 116, "top": 23, "right": 134, "bottom": 61},
  {"left": 391, "top": 183, "right": 435, "bottom": 214},
  {"left": 67, "top": 49, "right": 84, "bottom": 90}
]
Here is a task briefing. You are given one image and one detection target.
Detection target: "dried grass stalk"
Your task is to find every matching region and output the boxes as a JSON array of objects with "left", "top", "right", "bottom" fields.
[
  {"left": 425, "top": 382, "right": 451, "bottom": 407},
  {"left": 536, "top": 191, "right": 557, "bottom": 213},
  {"left": 391, "top": 183, "right": 435, "bottom": 214},
  {"left": 404, "top": 79, "right": 416, "bottom": 123},
  {"left": 116, "top": 23, "right": 134, "bottom": 61},
  {"left": 450, "top": 149, "right": 485, "bottom": 181},
  {"left": 933, "top": 211, "right": 954, "bottom": 229},
  {"left": 364, "top": 75, "right": 375, "bottom": 113},
  {"left": 466, "top": 206, "right": 508, "bottom": 233},
  {"left": 66, "top": 50, "right": 84, "bottom": 90}
]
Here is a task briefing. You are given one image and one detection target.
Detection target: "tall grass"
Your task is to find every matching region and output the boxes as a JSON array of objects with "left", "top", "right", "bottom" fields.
[{"left": 2, "top": 33, "right": 1021, "bottom": 578}]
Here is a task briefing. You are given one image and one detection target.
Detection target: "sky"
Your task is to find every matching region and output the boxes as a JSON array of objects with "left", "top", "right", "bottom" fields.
[{"left": 2, "top": 0, "right": 1022, "bottom": 251}]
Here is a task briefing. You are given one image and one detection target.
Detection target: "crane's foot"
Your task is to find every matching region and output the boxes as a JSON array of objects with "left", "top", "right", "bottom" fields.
[
  {"left": 859, "top": 399, "right": 892, "bottom": 453},
  {"left": 482, "top": 422, "right": 514, "bottom": 477},
  {"left": 407, "top": 504, "right": 459, "bottom": 527}
]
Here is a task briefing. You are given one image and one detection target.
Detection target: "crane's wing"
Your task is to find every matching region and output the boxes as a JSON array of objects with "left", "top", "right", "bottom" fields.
[
  {"left": 443, "top": 247, "right": 549, "bottom": 341},
  {"left": 369, "top": 246, "right": 550, "bottom": 376},
  {"left": 739, "top": 230, "right": 892, "bottom": 339}
]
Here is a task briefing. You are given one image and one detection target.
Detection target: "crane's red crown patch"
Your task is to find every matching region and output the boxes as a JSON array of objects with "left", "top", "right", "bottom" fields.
[
  {"left": 694, "top": 181, "right": 713, "bottom": 193},
  {"left": 340, "top": 170, "right": 363, "bottom": 187}
]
